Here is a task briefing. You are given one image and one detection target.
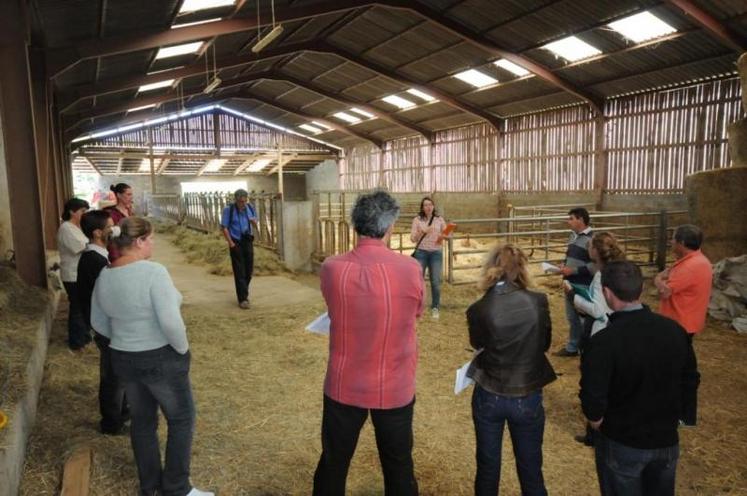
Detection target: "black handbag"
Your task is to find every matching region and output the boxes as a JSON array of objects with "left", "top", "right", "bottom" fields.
[{"left": 411, "top": 215, "right": 435, "bottom": 257}]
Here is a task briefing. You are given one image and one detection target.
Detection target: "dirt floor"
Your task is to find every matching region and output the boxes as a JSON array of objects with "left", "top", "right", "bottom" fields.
[{"left": 19, "top": 235, "right": 747, "bottom": 495}]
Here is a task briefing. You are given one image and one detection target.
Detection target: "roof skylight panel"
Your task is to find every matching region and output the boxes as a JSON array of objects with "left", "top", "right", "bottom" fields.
[
  {"left": 138, "top": 79, "right": 175, "bottom": 92},
  {"left": 453, "top": 69, "right": 498, "bottom": 88},
  {"left": 311, "top": 121, "right": 333, "bottom": 130},
  {"left": 608, "top": 12, "right": 676, "bottom": 43},
  {"left": 247, "top": 158, "right": 272, "bottom": 172},
  {"left": 299, "top": 124, "right": 324, "bottom": 134},
  {"left": 203, "top": 158, "right": 227, "bottom": 172},
  {"left": 493, "top": 59, "right": 530, "bottom": 77},
  {"left": 406, "top": 88, "right": 436, "bottom": 102},
  {"left": 171, "top": 18, "right": 223, "bottom": 29},
  {"left": 155, "top": 42, "right": 204, "bottom": 59},
  {"left": 333, "top": 112, "right": 361, "bottom": 124},
  {"left": 127, "top": 103, "right": 157, "bottom": 113},
  {"left": 543, "top": 36, "right": 602, "bottom": 62},
  {"left": 179, "top": 0, "right": 235, "bottom": 14},
  {"left": 348, "top": 108, "right": 375, "bottom": 119},
  {"left": 381, "top": 95, "right": 416, "bottom": 109}
]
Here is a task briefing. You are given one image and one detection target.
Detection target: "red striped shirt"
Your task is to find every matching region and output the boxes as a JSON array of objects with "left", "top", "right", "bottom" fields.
[{"left": 320, "top": 238, "right": 424, "bottom": 409}]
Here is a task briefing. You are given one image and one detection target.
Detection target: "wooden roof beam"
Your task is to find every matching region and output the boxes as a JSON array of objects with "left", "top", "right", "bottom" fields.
[
  {"left": 238, "top": 90, "right": 384, "bottom": 148},
  {"left": 665, "top": 0, "right": 747, "bottom": 52}
]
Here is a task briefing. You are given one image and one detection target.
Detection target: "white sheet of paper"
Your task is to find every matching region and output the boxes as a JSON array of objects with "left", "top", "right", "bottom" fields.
[
  {"left": 305, "top": 312, "right": 330, "bottom": 335},
  {"left": 454, "top": 360, "right": 475, "bottom": 395},
  {"left": 541, "top": 261, "right": 561, "bottom": 274}
]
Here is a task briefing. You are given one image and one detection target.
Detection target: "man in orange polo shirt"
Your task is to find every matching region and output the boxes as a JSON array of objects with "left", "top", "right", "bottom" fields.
[{"left": 654, "top": 224, "right": 713, "bottom": 342}]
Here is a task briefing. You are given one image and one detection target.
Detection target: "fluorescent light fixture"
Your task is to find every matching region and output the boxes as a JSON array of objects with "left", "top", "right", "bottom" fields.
[
  {"left": 203, "top": 76, "right": 222, "bottom": 94},
  {"left": 406, "top": 88, "right": 436, "bottom": 102},
  {"left": 247, "top": 158, "right": 272, "bottom": 172},
  {"left": 171, "top": 18, "right": 222, "bottom": 29},
  {"left": 252, "top": 25, "right": 284, "bottom": 53},
  {"left": 348, "top": 108, "right": 375, "bottom": 119},
  {"left": 453, "top": 69, "right": 498, "bottom": 88},
  {"left": 299, "top": 124, "right": 324, "bottom": 134},
  {"left": 203, "top": 158, "right": 227, "bottom": 172},
  {"left": 138, "top": 79, "right": 175, "bottom": 92},
  {"left": 608, "top": 12, "right": 676, "bottom": 43},
  {"left": 179, "top": 0, "right": 235, "bottom": 14},
  {"left": 127, "top": 103, "right": 156, "bottom": 113},
  {"left": 155, "top": 42, "right": 204, "bottom": 59},
  {"left": 543, "top": 36, "right": 601, "bottom": 62},
  {"left": 382, "top": 95, "right": 416, "bottom": 109},
  {"left": 494, "top": 59, "right": 530, "bottom": 77},
  {"left": 333, "top": 112, "right": 361, "bottom": 124},
  {"left": 311, "top": 121, "right": 333, "bottom": 130}
]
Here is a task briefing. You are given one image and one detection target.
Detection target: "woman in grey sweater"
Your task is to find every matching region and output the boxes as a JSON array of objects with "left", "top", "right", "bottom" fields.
[{"left": 91, "top": 217, "right": 212, "bottom": 496}]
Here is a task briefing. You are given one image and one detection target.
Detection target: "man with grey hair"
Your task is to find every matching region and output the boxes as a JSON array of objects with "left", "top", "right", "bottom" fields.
[
  {"left": 313, "top": 190, "right": 424, "bottom": 496},
  {"left": 221, "top": 189, "right": 258, "bottom": 309},
  {"left": 655, "top": 224, "right": 712, "bottom": 342}
]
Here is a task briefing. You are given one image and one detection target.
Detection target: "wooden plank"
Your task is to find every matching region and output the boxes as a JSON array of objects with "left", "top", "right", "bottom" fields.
[{"left": 61, "top": 446, "right": 92, "bottom": 496}]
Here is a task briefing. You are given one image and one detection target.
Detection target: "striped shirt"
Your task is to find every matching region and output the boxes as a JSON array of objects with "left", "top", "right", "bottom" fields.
[
  {"left": 410, "top": 215, "right": 447, "bottom": 252},
  {"left": 320, "top": 238, "right": 424, "bottom": 409},
  {"left": 564, "top": 227, "right": 595, "bottom": 286}
]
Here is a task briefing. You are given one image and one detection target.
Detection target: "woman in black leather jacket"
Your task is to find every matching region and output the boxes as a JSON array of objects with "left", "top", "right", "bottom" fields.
[{"left": 466, "top": 244, "right": 556, "bottom": 496}]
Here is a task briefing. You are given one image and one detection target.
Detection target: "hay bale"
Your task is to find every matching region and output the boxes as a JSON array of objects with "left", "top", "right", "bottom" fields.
[
  {"left": 685, "top": 167, "right": 747, "bottom": 261},
  {"left": 728, "top": 119, "right": 747, "bottom": 168}
]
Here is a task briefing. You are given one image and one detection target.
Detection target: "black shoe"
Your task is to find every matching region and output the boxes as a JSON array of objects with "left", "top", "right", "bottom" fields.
[
  {"left": 574, "top": 434, "right": 594, "bottom": 447},
  {"left": 553, "top": 348, "right": 579, "bottom": 357}
]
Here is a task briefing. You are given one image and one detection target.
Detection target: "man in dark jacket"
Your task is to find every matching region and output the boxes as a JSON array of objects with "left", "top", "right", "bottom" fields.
[
  {"left": 78, "top": 210, "right": 128, "bottom": 435},
  {"left": 580, "top": 261, "right": 700, "bottom": 496}
]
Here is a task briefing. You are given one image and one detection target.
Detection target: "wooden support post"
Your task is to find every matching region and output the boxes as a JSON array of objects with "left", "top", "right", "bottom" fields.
[
  {"left": 148, "top": 127, "right": 156, "bottom": 195},
  {"left": 0, "top": 0, "right": 48, "bottom": 287},
  {"left": 593, "top": 115, "right": 607, "bottom": 210},
  {"left": 277, "top": 143, "right": 284, "bottom": 199}
]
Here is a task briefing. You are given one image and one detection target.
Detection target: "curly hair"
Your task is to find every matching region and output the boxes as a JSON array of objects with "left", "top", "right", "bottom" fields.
[
  {"left": 478, "top": 244, "right": 531, "bottom": 291},
  {"left": 591, "top": 231, "right": 626, "bottom": 266}
]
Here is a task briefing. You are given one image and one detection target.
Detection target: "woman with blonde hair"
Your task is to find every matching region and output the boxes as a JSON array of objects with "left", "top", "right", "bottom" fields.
[
  {"left": 91, "top": 217, "right": 212, "bottom": 496},
  {"left": 466, "top": 244, "right": 556, "bottom": 496}
]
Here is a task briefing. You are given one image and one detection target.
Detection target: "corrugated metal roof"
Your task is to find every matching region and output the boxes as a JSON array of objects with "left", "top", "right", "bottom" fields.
[{"left": 41, "top": 0, "right": 744, "bottom": 149}]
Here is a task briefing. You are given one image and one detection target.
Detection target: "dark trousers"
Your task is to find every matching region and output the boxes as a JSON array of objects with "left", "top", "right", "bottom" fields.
[
  {"left": 111, "top": 346, "right": 195, "bottom": 496},
  {"left": 63, "top": 282, "right": 90, "bottom": 350},
  {"left": 472, "top": 386, "right": 547, "bottom": 496},
  {"left": 229, "top": 235, "right": 254, "bottom": 303},
  {"left": 595, "top": 433, "right": 679, "bottom": 496},
  {"left": 93, "top": 333, "right": 128, "bottom": 433},
  {"left": 313, "top": 395, "right": 418, "bottom": 496}
]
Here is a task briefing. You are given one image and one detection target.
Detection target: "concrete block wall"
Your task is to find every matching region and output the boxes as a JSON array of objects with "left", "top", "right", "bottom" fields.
[
  {"left": 282, "top": 201, "right": 314, "bottom": 271},
  {"left": 305, "top": 160, "right": 339, "bottom": 198},
  {"left": 0, "top": 291, "right": 60, "bottom": 496}
]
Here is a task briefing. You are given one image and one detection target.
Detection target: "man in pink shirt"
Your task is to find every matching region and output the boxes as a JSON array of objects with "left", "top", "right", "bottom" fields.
[
  {"left": 313, "top": 191, "right": 424, "bottom": 496},
  {"left": 655, "top": 224, "right": 713, "bottom": 342}
]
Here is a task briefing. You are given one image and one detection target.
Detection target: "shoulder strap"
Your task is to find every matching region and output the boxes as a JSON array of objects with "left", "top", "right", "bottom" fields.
[{"left": 414, "top": 215, "right": 436, "bottom": 251}]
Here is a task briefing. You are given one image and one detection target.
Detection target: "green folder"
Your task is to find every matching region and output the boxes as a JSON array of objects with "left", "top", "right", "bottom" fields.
[{"left": 569, "top": 282, "right": 593, "bottom": 302}]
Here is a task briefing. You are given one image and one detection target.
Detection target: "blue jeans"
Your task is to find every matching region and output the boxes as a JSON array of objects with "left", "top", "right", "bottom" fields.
[
  {"left": 413, "top": 249, "right": 442, "bottom": 309},
  {"left": 472, "top": 386, "right": 547, "bottom": 496},
  {"left": 595, "top": 433, "right": 679, "bottom": 496},
  {"left": 564, "top": 290, "right": 586, "bottom": 353},
  {"left": 111, "top": 346, "right": 195, "bottom": 496}
]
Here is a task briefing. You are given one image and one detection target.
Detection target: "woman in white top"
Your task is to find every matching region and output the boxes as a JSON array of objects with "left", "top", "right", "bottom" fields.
[
  {"left": 410, "top": 197, "right": 447, "bottom": 319},
  {"left": 569, "top": 231, "right": 626, "bottom": 340},
  {"left": 91, "top": 217, "right": 212, "bottom": 496},
  {"left": 56, "top": 198, "right": 90, "bottom": 350},
  {"left": 568, "top": 231, "right": 625, "bottom": 447}
]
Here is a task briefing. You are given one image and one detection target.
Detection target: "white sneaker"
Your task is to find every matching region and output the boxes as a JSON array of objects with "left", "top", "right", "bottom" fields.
[
  {"left": 187, "top": 488, "right": 214, "bottom": 496},
  {"left": 431, "top": 308, "right": 440, "bottom": 320}
]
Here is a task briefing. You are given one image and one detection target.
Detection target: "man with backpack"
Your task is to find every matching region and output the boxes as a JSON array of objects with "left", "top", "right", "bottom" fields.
[{"left": 221, "top": 189, "right": 259, "bottom": 309}]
